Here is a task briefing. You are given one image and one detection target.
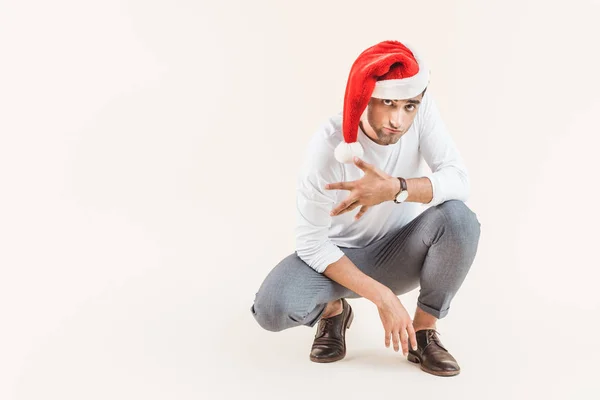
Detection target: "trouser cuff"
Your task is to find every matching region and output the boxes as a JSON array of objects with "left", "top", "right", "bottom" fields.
[{"left": 417, "top": 300, "right": 449, "bottom": 319}]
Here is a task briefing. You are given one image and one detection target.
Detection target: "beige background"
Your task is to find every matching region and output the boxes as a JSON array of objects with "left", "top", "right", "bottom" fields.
[{"left": 1, "top": 0, "right": 599, "bottom": 399}]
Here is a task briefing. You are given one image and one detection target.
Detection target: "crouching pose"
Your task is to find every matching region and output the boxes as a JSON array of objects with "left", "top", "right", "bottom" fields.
[{"left": 250, "top": 40, "right": 481, "bottom": 377}]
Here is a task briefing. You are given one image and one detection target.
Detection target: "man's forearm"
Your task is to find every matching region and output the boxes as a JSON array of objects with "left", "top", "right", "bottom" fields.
[
  {"left": 388, "top": 176, "right": 433, "bottom": 204},
  {"left": 323, "top": 255, "right": 391, "bottom": 307}
]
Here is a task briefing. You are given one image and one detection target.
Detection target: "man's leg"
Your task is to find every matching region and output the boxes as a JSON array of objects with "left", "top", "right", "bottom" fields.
[
  {"left": 250, "top": 250, "right": 361, "bottom": 363},
  {"left": 365, "top": 199, "right": 481, "bottom": 376},
  {"left": 368, "top": 199, "right": 481, "bottom": 320},
  {"left": 413, "top": 306, "right": 438, "bottom": 331},
  {"left": 250, "top": 250, "right": 363, "bottom": 332}
]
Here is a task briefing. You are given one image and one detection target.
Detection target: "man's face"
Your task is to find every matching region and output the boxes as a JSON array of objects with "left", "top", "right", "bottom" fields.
[{"left": 361, "top": 92, "right": 424, "bottom": 146}]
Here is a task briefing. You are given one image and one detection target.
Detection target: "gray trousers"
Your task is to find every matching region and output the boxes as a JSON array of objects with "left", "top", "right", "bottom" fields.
[{"left": 250, "top": 200, "right": 481, "bottom": 332}]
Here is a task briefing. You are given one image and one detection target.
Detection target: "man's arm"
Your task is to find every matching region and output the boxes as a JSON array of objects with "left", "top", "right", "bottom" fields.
[
  {"left": 386, "top": 176, "right": 434, "bottom": 204},
  {"left": 322, "top": 252, "right": 418, "bottom": 354},
  {"left": 327, "top": 158, "right": 435, "bottom": 217},
  {"left": 295, "top": 146, "right": 347, "bottom": 273},
  {"left": 323, "top": 255, "right": 388, "bottom": 304}
]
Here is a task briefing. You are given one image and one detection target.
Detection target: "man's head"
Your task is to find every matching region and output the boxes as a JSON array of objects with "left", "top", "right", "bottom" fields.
[
  {"left": 361, "top": 87, "right": 427, "bottom": 146},
  {"left": 334, "top": 41, "right": 430, "bottom": 163}
]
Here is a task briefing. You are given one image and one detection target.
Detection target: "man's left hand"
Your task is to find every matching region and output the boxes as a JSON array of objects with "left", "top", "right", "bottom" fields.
[{"left": 325, "top": 157, "right": 399, "bottom": 220}]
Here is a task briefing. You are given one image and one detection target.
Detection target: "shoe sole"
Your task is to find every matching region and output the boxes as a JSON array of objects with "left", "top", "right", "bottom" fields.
[
  {"left": 407, "top": 353, "right": 460, "bottom": 377},
  {"left": 309, "top": 306, "right": 354, "bottom": 363}
]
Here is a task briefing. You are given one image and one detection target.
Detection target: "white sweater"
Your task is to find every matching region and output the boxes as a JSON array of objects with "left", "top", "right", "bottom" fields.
[{"left": 294, "top": 92, "right": 470, "bottom": 273}]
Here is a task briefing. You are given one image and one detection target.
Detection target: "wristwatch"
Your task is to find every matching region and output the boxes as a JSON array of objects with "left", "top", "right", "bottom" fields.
[{"left": 393, "top": 177, "right": 408, "bottom": 204}]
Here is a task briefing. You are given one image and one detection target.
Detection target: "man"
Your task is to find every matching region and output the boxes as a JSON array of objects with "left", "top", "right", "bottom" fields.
[{"left": 250, "top": 40, "right": 481, "bottom": 377}]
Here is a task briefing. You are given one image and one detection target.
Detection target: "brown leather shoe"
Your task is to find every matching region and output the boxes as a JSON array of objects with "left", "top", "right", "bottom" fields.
[
  {"left": 407, "top": 329, "right": 460, "bottom": 376},
  {"left": 309, "top": 298, "right": 354, "bottom": 363}
]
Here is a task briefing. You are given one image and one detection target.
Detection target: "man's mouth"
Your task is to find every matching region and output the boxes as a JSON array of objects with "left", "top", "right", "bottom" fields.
[{"left": 384, "top": 127, "right": 402, "bottom": 133}]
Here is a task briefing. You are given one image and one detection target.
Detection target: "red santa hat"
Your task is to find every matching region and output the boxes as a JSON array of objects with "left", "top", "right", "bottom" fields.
[{"left": 335, "top": 40, "right": 430, "bottom": 163}]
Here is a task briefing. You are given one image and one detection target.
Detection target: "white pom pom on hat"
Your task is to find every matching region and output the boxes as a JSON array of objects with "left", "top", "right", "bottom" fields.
[
  {"left": 334, "top": 141, "right": 364, "bottom": 164},
  {"left": 334, "top": 40, "right": 430, "bottom": 163}
]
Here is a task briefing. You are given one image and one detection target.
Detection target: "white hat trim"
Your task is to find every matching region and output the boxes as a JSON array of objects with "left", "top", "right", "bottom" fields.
[{"left": 371, "top": 44, "right": 430, "bottom": 100}]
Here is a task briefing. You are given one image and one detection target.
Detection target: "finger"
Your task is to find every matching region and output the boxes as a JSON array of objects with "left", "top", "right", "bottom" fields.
[
  {"left": 354, "top": 205, "right": 370, "bottom": 220},
  {"left": 325, "top": 181, "right": 354, "bottom": 191},
  {"left": 353, "top": 157, "right": 373, "bottom": 172},
  {"left": 392, "top": 329, "right": 400, "bottom": 352},
  {"left": 400, "top": 327, "right": 409, "bottom": 356},
  {"left": 407, "top": 323, "right": 418, "bottom": 351},
  {"left": 330, "top": 198, "right": 359, "bottom": 216},
  {"left": 385, "top": 330, "right": 391, "bottom": 348},
  {"left": 338, "top": 200, "right": 361, "bottom": 216}
]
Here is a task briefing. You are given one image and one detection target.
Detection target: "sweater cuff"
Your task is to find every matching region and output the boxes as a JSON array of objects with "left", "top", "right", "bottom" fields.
[
  {"left": 315, "top": 247, "right": 345, "bottom": 273},
  {"left": 297, "top": 242, "right": 345, "bottom": 274}
]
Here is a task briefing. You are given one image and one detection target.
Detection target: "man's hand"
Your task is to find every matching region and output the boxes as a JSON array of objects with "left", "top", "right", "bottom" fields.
[
  {"left": 376, "top": 289, "right": 418, "bottom": 356},
  {"left": 325, "top": 157, "right": 399, "bottom": 220}
]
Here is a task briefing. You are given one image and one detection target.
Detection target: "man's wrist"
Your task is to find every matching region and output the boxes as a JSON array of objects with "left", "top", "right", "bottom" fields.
[
  {"left": 369, "top": 283, "right": 394, "bottom": 308},
  {"left": 388, "top": 176, "right": 401, "bottom": 201}
]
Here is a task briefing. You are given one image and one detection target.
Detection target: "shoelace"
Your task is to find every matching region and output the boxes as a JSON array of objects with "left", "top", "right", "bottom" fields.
[
  {"left": 321, "top": 317, "right": 334, "bottom": 334},
  {"left": 423, "top": 329, "right": 447, "bottom": 352},
  {"left": 316, "top": 314, "right": 337, "bottom": 338},
  {"left": 427, "top": 329, "right": 442, "bottom": 340}
]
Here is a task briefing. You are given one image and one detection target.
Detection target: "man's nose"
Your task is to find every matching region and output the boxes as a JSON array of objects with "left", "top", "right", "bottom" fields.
[{"left": 389, "top": 110, "right": 406, "bottom": 130}]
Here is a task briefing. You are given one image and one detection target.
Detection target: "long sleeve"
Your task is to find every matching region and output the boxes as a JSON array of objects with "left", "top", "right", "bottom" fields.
[
  {"left": 418, "top": 93, "right": 470, "bottom": 207},
  {"left": 294, "top": 148, "right": 345, "bottom": 274}
]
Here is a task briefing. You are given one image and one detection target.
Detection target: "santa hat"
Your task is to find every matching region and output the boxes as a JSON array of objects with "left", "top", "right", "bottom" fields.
[{"left": 334, "top": 40, "right": 430, "bottom": 163}]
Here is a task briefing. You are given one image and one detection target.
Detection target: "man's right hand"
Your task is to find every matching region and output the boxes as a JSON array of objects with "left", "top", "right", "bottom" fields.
[
  {"left": 376, "top": 289, "right": 418, "bottom": 356},
  {"left": 321, "top": 256, "right": 418, "bottom": 355}
]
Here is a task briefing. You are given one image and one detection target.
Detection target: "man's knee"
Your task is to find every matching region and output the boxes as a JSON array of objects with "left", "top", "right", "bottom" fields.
[
  {"left": 435, "top": 200, "right": 481, "bottom": 243},
  {"left": 250, "top": 294, "right": 285, "bottom": 332},
  {"left": 250, "top": 287, "right": 312, "bottom": 332}
]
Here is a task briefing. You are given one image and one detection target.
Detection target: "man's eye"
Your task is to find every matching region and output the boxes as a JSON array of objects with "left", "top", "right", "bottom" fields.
[
  {"left": 406, "top": 104, "right": 416, "bottom": 111},
  {"left": 383, "top": 100, "right": 393, "bottom": 106}
]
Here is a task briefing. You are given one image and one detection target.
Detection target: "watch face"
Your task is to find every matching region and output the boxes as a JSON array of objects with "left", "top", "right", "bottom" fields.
[{"left": 397, "top": 191, "right": 409, "bottom": 202}]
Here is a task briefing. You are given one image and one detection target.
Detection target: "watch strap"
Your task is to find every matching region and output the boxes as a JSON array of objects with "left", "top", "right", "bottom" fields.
[{"left": 393, "top": 177, "right": 408, "bottom": 203}]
